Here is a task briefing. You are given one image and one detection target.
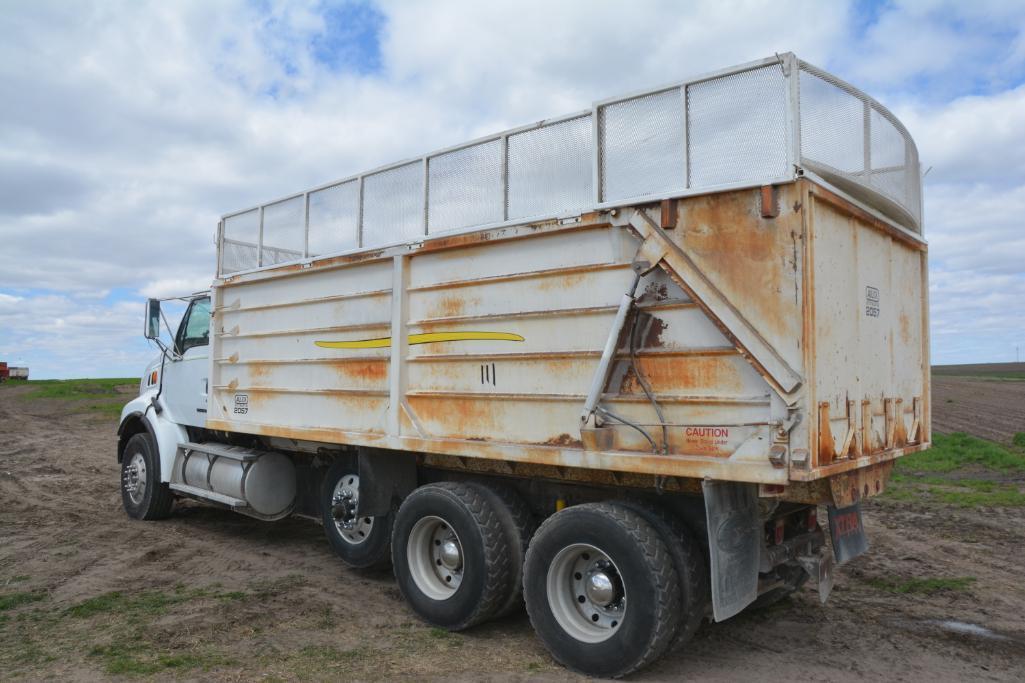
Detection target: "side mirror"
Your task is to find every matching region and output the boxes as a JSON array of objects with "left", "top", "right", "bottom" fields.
[{"left": 144, "top": 299, "right": 161, "bottom": 340}]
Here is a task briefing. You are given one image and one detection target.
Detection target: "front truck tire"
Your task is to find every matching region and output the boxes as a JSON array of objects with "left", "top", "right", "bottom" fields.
[
  {"left": 120, "top": 432, "right": 173, "bottom": 520},
  {"left": 523, "top": 503, "right": 681, "bottom": 679},
  {"left": 321, "top": 458, "right": 393, "bottom": 570},
  {"left": 392, "top": 482, "right": 513, "bottom": 631}
]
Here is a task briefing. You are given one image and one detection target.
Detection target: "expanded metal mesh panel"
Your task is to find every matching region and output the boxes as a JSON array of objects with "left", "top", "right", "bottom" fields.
[
  {"left": 362, "top": 162, "right": 424, "bottom": 247},
  {"left": 222, "top": 210, "right": 260, "bottom": 273},
  {"left": 687, "top": 66, "right": 789, "bottom": 187},
  {"left": 261, "top": 196, "right": 305, "bottom": 265},
  {"left": 798, "top": 63, "right": 921, "bottom": 228},
  {"left": 309, "top": 181, "right": 359, "bottom": 256},
  {"left": 869, "top": 107, "right": 909, "bottom": 204},
  {"left": 219, "top": 56, "right": 926, "bottom": 275},
  {"left": 221, "top": 239, "right": 258, "bottom": 275},
  {"left": 261, "top": 244, "right": 303, "bottom": 265},
  {"left": 428, "top": 139, "right": 503, "bottom": 232},
  {"left": 799, "top": 69, "right": 865, "bottom": 174},
  {"left": 507, "top": 116, "right": 592, "bottom": 220},
  {"left": 600, "top": 88, "right": 685, "bottom": 201}
]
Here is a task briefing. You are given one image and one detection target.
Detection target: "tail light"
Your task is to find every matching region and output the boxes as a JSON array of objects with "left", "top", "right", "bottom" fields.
[{"left": 807, "top": 507, "right": 818, "bottom": 532}]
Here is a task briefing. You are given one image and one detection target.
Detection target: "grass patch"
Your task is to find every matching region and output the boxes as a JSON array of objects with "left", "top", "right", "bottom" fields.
[
  {"left": 18, "top": 378, "right": 137, "bottom": 400},
  {"left": 67, "top": 591, "right": 180, "bottom": 619},
  {"left": 13, "top": 378, "right": 137, "bottom": 420},
  {"left": 867, "top": 576, "right": 976, "bottom": 595},
  {"left": 896, "top": 433, "right": 1025, "bottom": 473},
  {"left": 1014, "top": 433, "right": 1025, "bottom": 449},
  {"left": 67, "top": 585, "right": 250, "bottom": 620},
  {"left": 886, "top": 433, "right": 1025, "bottom": 507},
  {"left": 932, "top": 364, "right": 1025, "bottom": 380},
  {"left": 84, "top": 401, "right": 126, "bottom": 417},
  {"left": 89, "top": 642, "right": 234, "bottom": 676},
  {"left": 0, "top": 592, "right": 46, "bottom": 611}
]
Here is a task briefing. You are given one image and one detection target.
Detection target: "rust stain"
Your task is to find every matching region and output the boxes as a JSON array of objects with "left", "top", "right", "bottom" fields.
[
  {"left": 625, "top": 311, "right": 667, "bottom": 349},
  {"left": 331, "top": 359, "right": 388, "bottom": 384},
  {"left": 426, "top": 293, "right": 477, "bottom": 320},
  {"left": 542, "top": 433, "right": 584, "bottom": 448},
  {"left": 899, "top": 311, "right": 911, "bottom": 346},
  {"left": 809, "top": 185, "right": 925, "bottom": 250},
  {"left": 817, "top": 401, "right": 836, "bottom": 465},
  {"left": 537, "top": 271, "right": 588, "bottom": 292},
  {"left": 619, "top": 355, "right": 743, "bottom": 395},
  {"left": 675, "top": 185, "right": 801, "bottom": 343},
  {"left": 248, "top": 363, "right": 271, "bottom": 388},
  {"left": 642, "top": 281, "right": 669, "bottom": 302},
  {"left": 407, "top": 395, "right": 500, "bottom": 438}
]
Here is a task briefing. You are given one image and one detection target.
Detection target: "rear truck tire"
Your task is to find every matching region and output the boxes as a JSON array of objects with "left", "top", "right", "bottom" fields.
[
  {"left": 120, "top": 432, "right": 173, "bottom": 520},
  {"left": 615, "top": 499, "right": 708, "bottom": 649},
  {"left": 523, "top": 502, "right": 681, "bottom": 678},
  {"left": 392, "top": 482, "right": 512, "bottom": 631},
  {"left": 478, "top": 483, "right": 536, "bottom": 618},
  {"left": 321, "top": 459, "right": 393, "bottom": 570}
]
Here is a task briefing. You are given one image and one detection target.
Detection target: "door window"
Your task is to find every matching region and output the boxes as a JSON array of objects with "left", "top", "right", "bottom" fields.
[{"left": 176, "top": 297, "right": 211, "bottom": 354}]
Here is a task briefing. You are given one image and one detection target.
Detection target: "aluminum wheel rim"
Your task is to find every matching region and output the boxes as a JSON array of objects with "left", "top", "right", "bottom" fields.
[
  {"left": 123, "top": 452, "right": 147, "bottom": 505},
  {"left": 407, "top": 515, "right": 463, "bottom": 600},
  {"left": 331, "top": 474, "right": 374, "bottom": 545},
  {"left": 546, "top": 543, "right": 626, "bottom": 643}
]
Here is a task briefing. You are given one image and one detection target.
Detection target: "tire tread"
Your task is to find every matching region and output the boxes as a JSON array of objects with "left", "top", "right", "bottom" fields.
[{"left": 524, "top": 502, "right": 681, "bottom": 678}]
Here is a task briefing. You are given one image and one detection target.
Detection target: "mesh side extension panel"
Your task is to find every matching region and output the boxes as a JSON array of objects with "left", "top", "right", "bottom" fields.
[
  {"left": 507, "top": 116, "right": 592, "bottom": 220},
  {"left": 261, "top": 196, "right": 305, "bottom": 265},
  {"left": 799, "top": 69, "right": 865, "bottom": 175},
  {"left": 869, "top": 107, "right": 908, "bottom": 206},
  {"left": 363, "top": 162, "right": 424, "bottom": 247},
  {"left": 798, "top": 64, "right": 920, "bottom": 226},
  {"left": 687, "top": 66, "right": 789, "bottom": 187},
  {"left": 222, "top": 210, "right": 260, "bottom": 273},
  {"left": 221, "top": 240, "right": 258, "bottom": 275},
  {"left": 428, "top": 139, "right": 504, "bottom": 233},
  {"left": 600, "top": 87, "right": 685, "bottom": 201},
  {"left": 309, "top": 181, "right": 359, "bottom": 256}
]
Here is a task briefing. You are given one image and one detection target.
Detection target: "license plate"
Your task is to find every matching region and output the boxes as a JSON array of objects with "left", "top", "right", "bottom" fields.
[{"left": 828, "top": 502, "right": 869, "bottom": 564}]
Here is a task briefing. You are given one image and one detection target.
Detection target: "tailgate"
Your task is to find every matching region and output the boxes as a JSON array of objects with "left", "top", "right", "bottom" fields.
[{"left": 800, "top": 184, "right": 930, "bottom": 479}]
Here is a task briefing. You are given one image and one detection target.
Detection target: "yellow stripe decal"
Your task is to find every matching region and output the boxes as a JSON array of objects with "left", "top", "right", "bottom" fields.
[{"left": 315, "top": 331, "right": 524, "bottom": 349}]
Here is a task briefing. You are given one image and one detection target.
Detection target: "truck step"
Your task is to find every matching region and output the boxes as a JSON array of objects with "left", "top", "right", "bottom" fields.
[
  {"left": 168, "top": 482, "right": 248, "bottom": 508},
  {"left": 178, "top": 441, "right": 267, "bottom": 462}
]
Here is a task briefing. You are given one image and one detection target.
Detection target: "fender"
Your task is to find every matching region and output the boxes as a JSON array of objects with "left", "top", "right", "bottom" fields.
[{"left": 118, "top": 394, "right": 189, "bottom": 483}]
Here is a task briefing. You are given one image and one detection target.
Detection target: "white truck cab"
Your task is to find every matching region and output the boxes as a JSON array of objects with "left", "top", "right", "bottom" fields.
[{"left": 117, "top": 294, "right": 210, "bottom": 518}]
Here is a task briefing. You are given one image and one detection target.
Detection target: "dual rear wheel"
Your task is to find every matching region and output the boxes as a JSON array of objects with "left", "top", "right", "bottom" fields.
[
  {"left": 391, "top": 482, "right": 534, "bottom": 630},
  {"left": 320, "top": 465, "right": 707, "bottom": 678},
  {"left": 391, "top": 489, "right": 704, "bottom": 678}
]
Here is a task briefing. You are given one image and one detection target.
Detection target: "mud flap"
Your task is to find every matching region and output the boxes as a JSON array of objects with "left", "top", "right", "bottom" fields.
[
  {"left": 356, "top": 447, "right": 417, "bottom": 517},
  {"left": 828, "top": 502, "right": 869, "bottom": 564},
  {"left": 797, "top": 550, "right": 835, "bottom": 604},
  {"left": 703, "top": 480, "right": 761, "bottom": 622}
]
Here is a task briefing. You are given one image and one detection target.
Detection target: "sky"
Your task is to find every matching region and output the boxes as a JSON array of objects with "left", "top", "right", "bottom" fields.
[{"left": 1, "top": 0, "right": 1024, "bottom": 379}]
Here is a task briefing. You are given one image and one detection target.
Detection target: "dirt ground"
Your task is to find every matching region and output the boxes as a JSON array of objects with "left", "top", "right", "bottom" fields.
[
  {"left": 932, "top": 375, "right": 1025, "bottom": 444},
  {"left": 2, "top": 383, "right": 1025, "bottom": 681}
]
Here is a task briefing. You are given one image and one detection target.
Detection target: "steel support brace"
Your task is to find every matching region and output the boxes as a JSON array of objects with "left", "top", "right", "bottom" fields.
[
  {"left": 387, "top": 255, "right": 410, "bottom": 436},
  {"left": 624, "top": 209, "right": 803, "bottom": 395}
]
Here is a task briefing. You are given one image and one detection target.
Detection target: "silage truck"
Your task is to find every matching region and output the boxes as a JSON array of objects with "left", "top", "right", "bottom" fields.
[{"left": 117, "top": 54, "right": 929, "bottom": 677}]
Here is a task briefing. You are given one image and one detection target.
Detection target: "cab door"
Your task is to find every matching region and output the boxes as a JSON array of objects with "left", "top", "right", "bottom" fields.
[{"left": 161, "top": 296, "right": 210, "bottom": 428}]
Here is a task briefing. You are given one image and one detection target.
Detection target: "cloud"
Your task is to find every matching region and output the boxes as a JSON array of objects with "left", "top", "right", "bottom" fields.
[{"left": 1, "top": 0, "right": 1024, "bottom": 376}]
